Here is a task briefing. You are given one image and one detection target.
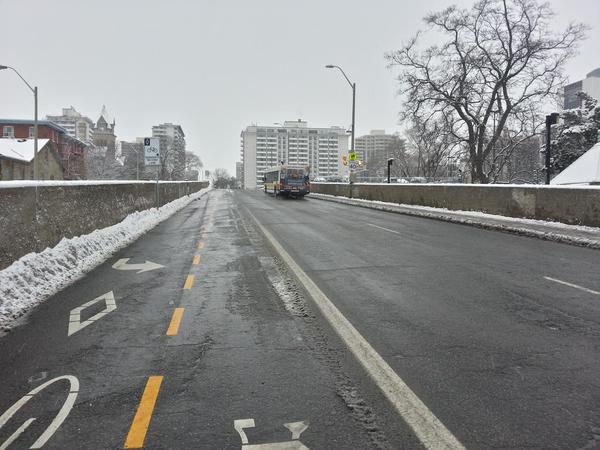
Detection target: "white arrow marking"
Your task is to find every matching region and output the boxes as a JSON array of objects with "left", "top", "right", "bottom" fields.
[
  {"left": 234, "top": 419, "right": 310, "bottom": 449},
  {"left": 68, "top": 291, "right": 116, "bottom": 336},
  {"left": 283, "top": 421, "right": 309, "bottom": 440},
  {"left": 112, "top": 258, "right": 164, "bottom": 274}
]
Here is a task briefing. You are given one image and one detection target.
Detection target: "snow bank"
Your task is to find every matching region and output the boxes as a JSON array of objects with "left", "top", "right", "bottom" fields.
[
  {"left": 311, "top": 193, "right": 600, "bottom": 249},
  {"left": 0, "top": 187, "right": 212, "bottom": 331},
  {"left": 313, "top": 182, "right": 600, "bottom": 190}
]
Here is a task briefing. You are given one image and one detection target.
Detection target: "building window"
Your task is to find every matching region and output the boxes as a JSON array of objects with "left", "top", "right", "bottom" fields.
[
  {"left": 29, "top": 127, "right": 34, "bottom": 138},
  {"left": 3, "top": 126, "right": 14, "bottom": 138}
]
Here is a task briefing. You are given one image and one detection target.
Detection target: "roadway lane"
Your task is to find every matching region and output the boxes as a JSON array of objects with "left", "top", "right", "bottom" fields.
[
  {"left": 237, "top": 189, "right": 600, "bottom": 449},
  {"left": 0, "top": 190, "right": 401, "bottom": 449}
]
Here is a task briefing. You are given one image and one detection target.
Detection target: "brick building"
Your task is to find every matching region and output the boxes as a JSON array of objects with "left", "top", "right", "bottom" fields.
[{"left": 0, "top": 119, "right": 87, "bottom": 179}]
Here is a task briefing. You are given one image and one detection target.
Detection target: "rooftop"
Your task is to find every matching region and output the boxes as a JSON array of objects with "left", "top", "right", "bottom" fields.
[
  {"left": 0, "top": 138, "right": 51, "bottom": 162},
  {"left": 0, "top": 119, "right": 68, "bottom": 134}
]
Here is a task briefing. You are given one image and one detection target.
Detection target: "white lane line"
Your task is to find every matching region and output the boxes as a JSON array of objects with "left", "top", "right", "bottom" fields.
[
  {"left": 0, "top": 418, "right": 35, "bottom": 450},
  {"left": 366, "top": 222, "right": 401, "bottom": 235},
  {"left": 245, "top": 208, "right": 465, "bottom": 450},
  {"left": 543, "top": 276, "right": 600, "bottom": 296}
]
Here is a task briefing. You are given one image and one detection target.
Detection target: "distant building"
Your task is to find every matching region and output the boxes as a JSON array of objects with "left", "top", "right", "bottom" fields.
[
  {"left": 46, "top": 107, "right": 95, "bottom": 144},
  {"left": 0, "top": 119, "right": 87, "bottom": 179},
  {"left": 563, "top": 68, "right": 600, "bottom": 109},
  {"left": 152, "top": 123, "right": 186, "bottom": 180},
  {"left": 0, "top": 138, "right": 63, "bottom": 181},
  {"left": 240, "top": 119, "right": 349, "bottom": 189},
  {"left": 355, "top": 130, "right": 396, "bottom": 177},
  {"left": 236, "top": 161, "right": 243, "bottom": 188},
  {"left": 92, "top": 105, "right": 117, "bottom": 161}
]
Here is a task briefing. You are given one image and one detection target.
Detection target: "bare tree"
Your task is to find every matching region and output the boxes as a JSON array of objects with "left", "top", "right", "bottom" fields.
[
  {"left": 405, "top": 118, "right": 460, "bottom": 178},
  {"left": 211, "top": 168, "right": 233, "bottom": 189},
  {"left": 386, "top": 0, "right": 587, "bottom": 183},
  {"left": 185, "top": 151, "right": 203, "bottom": 173}
]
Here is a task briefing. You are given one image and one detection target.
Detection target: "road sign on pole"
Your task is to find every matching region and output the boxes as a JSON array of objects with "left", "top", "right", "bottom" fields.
[{"left": 144, "top": 138, "right": 160, "bottom": 166}]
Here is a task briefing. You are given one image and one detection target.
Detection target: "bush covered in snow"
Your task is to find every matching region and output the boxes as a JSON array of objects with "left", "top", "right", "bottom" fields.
[{"left": 551, "top": 93, "right": 600, "bottom": 173}]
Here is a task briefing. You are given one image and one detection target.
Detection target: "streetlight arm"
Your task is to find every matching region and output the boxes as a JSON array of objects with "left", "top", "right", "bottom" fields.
[
  {"left": 326, "top": 65, "right": 353, "bottom": 89},
  {"left": 0, "top": 65, "right": 35, "bottom": 93}
]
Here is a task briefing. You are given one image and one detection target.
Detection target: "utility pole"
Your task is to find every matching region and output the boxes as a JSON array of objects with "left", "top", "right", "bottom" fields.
[
  {"left": 545, "top": 113, "right": 560, "bottom": 184},
  {"left": 0, "top": 65, "right": 39, "bottom": 179},
  {"left": 326, "top": 65, "right": 356, "bottom": 184}
]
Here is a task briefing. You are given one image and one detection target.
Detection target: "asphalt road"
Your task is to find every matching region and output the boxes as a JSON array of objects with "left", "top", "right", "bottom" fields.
[
  {"left": 1, "top": 188, "right": 600, "bottom": 449},
  {"left": 237, "top": 189, "right": 600, "bottom": 450}
]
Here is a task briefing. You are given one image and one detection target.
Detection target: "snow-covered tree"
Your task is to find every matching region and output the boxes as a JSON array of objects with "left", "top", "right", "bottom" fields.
[
  {"left": 550, "top": 92, "right": 600, "bottom": 174},
  {"left": 84, "top": 146, "right": 123, "bottom": 179}
]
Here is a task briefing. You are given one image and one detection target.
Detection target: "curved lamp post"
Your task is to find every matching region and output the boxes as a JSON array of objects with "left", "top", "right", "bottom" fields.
[
  {"left": 325, "top": 65, "right": 356, "bottom": 182},
  {"left": 0, "top": 65, "right": 39, "bottom": 179}
]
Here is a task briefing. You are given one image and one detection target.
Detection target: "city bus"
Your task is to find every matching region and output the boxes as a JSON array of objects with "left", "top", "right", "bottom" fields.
[{"left": 263, "top": 165, "right": 310, "bottom": 197}]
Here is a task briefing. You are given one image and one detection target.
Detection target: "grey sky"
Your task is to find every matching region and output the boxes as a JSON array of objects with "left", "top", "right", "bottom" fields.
[{"left": 1, "top": 0, "right": 598, "bottom": 175}]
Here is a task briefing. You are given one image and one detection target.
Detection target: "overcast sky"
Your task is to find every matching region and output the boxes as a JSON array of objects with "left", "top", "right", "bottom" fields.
[{"left": 1, "top": 0, "right": 598, "bottom": 175}]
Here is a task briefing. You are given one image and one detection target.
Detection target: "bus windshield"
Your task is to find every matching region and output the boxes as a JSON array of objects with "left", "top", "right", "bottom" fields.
[{"left": 285, "top": 168, "right": 305, "bottom": 179}]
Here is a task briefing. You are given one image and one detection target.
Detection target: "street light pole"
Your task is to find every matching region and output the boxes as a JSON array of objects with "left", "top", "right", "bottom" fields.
[
  {"left": 325, "top": 65, "right": 356, "bottom": 182},
  {"left": 0, "top": 65, "right": 39, "bottom": 179},
  {"left": 545, "top": 113, "right": 560, "bottom": 185}
]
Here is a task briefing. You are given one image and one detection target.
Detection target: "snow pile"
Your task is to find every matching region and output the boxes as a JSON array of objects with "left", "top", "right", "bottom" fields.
[
  {"left": 311, "top": 193, "right": 600, "bottom": 248},
  {"left": 0, "top": 187, "right": 211, "bottom": 331}
]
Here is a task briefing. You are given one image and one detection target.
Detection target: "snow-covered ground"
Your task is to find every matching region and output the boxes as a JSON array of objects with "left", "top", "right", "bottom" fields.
[
  {"left": 310, "top": 193, "right": 600, "bottom": 248},
  {"left": 0, "top": 187, "right": 212, "bottom": 331}
]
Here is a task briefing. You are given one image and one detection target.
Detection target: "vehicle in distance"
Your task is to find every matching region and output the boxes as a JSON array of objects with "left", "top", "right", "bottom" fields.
[{"left": 263, "top": 165, "right": 310, "bottom": 198}]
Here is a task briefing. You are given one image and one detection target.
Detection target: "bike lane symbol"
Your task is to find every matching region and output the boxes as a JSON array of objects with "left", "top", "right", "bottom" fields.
[
  {"left": 234, "top": 418, "right": 309, "bottom": 449},
  {"left": 0, "top": 375, "right": 79, "bottom": 449}
]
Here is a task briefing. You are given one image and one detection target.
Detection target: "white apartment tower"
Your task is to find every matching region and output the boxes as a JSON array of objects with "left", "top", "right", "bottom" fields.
[
  {"left": 240, "top": 119, "right": 349, "bottom": 189},
  {"left": 151, "top": 123, "right": 186, "bottom": 180},
  {"left": 46, "top": 107, "right": 95, "bottom": 144},
  {"left": 355, "top": 130, "right": 395, "bottom": 164}
]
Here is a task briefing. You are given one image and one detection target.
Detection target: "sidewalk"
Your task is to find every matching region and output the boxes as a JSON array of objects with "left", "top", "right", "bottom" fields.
[{"left": 310, "top": 193, "right": 600, "bottom": 249}]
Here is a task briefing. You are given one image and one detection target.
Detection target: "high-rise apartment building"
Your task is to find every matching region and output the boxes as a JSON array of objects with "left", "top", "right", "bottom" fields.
[
  {"left": 355, "top": 130, "right": 396, "bottom": 176},
  {"left": 47, "top": 107, "right": 95, "bottom": 144},
  {"left": 563, "top": 68, "right": 600, "bottom": 109},
  {"left": 152, "top": 123, "right": 186, "bottom": 180},
  {"left": 240, "top": 119, "right": 349, "bottom": 189}
]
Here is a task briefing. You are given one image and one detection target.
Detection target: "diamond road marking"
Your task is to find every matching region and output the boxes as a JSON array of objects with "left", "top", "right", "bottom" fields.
[{"left": 68, "top": 291, "right": 116, "bottom": 336}]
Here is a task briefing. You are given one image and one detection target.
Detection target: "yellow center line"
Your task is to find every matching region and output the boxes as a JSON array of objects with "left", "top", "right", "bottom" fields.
[
  {"left": 166, "top": 308, "right": 185, "bottom": 336},
  {"left": 193, "top": 255, "right": 201, "bottom": 265},
  {"left": 196, "top": 242, "right": 204, "bottom": 250},
  {"left": 183, "top": 274, "right": 194, "bottom": 289},
  {"left": 124, "top": 376, "right": 163, "bottom": 449}
]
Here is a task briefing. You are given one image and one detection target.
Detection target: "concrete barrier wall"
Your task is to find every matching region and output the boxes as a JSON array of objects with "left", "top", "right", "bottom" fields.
[
  {"left": 312, "top": 183, "right": 600, "bottom": 228},
  {"left": 0, "top": 181, "right": 208, "bottom": 269}
]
